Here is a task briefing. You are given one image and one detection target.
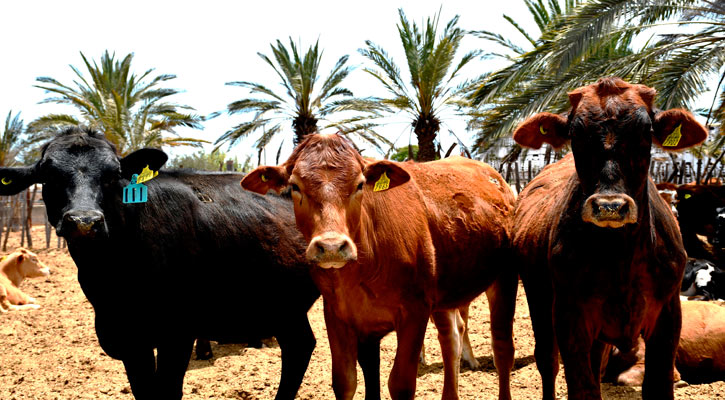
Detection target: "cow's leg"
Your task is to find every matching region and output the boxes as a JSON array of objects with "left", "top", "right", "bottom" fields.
[
  {"left": 358, "top": 336, "right": 382, "bottom": 400},
  {"left": 554, "top": 301, "right": 599, "bottom": 400},
  {"left": 324, "top": 302, "right": 359, "bottom": 400},
  {"left": 155, "top": 336, "right": 195, "bottom": 399},
  {"left": 122, "top": 349, "right": 157, "bottom": 400},
  {"left": 520, "top": 271, "right": 558, "bottom": 400},
  {"left": 486, "top": 267, "right": 518, "bottom": 400},
  {"left": 432, "top": 309, "right": 462, "bottom": 400},
  {"left": 194, "top": 338, "right": 213, "bottom": 360},
  {"left": 457, "top": 304, "right": 478, "bottom": 369},
  {"left": 275, "top": 315, "right": 316, "bottom": 400},
  {"left": 642, "top": 296, "right": 681, "bottom": 400},
  {"left": 388, "top": 311, "right": 428, "bottom": 400}
]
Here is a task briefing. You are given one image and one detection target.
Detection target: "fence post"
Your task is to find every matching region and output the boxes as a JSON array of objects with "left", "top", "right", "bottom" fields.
[{"left": 515, "top": 161, "right": 521, "bottom": 193}]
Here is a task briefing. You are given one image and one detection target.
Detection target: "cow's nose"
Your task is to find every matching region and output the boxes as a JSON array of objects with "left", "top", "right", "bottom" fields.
[
  {"left": 61, "top": 210, "right": 106, "bottom": 237},
  {"left": 593, "top": 197, "right": 628, "bottom": 218},
  {"left": 307, "top": 232, "right": 357, "bottom": 269},
  {"left": 582, "top": 193, "right": 637, "bottom": 228}
]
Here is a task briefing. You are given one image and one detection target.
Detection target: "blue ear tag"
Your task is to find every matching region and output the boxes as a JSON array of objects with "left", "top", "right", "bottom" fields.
[{"left": 123, "top": 174, "right": 148, "bottom": 204}]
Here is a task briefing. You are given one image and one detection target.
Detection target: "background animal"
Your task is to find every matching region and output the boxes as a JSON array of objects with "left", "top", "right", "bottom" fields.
[
  {"left": 603, "top": 301, "right": 725, "bottom": 386},
  {"left": 512, "top": 77, "right": 707, "bottom": 400},
  {"left": 0, "top": 247, "right": 50, "bottom": 312},
  {"left": 0, "top": 126, "right": 320, "bottom": 400}
]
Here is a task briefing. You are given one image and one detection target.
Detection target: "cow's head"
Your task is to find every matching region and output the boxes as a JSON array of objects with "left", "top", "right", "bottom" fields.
[
  {"left": 11, "top": 248, "right": 50, "bottom": 279},
  {"left": 241, "top": 133, "right": 410, "bottom": 269},
  {"left": 514, "top": 77, "right": 707, "bottom": 229},
  {"left": 0, "top": 127, "right": 167, "bottom": 241}
]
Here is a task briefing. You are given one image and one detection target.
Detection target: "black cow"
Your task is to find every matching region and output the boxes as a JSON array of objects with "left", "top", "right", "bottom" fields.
[
  {"left": 681, "top": 258, "right": 725, "bottom": 301},
  {"left": 0, "top": 127, "right": 320, "bottom": 399}
]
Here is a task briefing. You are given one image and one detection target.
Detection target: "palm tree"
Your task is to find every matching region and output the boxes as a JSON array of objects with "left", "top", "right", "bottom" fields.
[
  {"left": 0, "top": 111, "right": 25, "bottom": 167},
  {"left": 217, "top": 38, "right": 389, "bottom": 154},
  {"left": 32, "top": 51, "right": 205, "bottom": 155},
  {"left": 470, "top": 0, "right": 725, "bottom": 158},
  {"left": 359, "top": 9, "right": 479, "bottom": 161}
]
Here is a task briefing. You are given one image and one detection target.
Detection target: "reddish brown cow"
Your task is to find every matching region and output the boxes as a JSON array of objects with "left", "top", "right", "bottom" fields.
[
  {"left": 512, "top": 78, "right": 707, "bottom": 400},
  {"left": 242, "top": 133, "right": 517, "bottom": 400},
  {"left": 604, "top": 301, "right": 725, "bottom": 386}
]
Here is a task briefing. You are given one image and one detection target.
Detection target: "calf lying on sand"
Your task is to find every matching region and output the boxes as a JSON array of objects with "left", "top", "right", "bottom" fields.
[{"left": 0, "top": 248, "right": 50, "bottom": 312}]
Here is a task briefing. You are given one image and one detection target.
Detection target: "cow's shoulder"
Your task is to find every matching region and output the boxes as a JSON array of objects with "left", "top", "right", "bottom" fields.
[{"left": 513, "top": 154, "right": 577, "bottom": 251}]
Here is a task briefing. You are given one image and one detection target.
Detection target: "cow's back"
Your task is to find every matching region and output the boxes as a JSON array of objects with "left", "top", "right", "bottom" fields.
[{"left": 405, "top": 156, "right": 516, "bottom": 306}]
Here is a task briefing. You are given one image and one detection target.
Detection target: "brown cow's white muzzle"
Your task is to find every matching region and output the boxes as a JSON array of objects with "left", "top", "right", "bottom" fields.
[
  {"left": 306, "top": 232, "right": 357, "bottom": 269},
  {"left": 582, "top": 193, "right": 638, "bottom": 228}
]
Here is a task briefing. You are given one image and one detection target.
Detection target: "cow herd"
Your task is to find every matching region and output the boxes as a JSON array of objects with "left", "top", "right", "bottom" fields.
[{"left": 1, "top": 77, "right": 724, "bottom": 400}]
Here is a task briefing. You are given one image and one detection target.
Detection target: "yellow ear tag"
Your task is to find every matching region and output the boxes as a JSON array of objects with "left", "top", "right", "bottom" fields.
[
  {"left": 662, "top": 124, "right": 682, "bottom": 147},
  {"left": 373, "top": 172, "right": 391, "bottom": 192},
  {"left": 684, "top": 193, "right": 692, "bottom": 200},
  {"left": 261, "top": 174, "right": 269, "bottom": 182},
  {"left": 1, "top": 177, "right": 11, "bottom": 185},
  {"left": 540, "top": 125, "right": 548, "bottom": 135},
  {"left": 135, "top": 165, "right": 158, "bottom": 184}
]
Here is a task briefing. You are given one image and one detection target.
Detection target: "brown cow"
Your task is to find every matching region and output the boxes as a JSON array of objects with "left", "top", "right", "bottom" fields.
[
  {"left": 604, "top": 301, "right": 725, "bottom": 385},
  {"left": 512, "top": 77, "right": 707, "bottom": 400},
  {"left": 0, "top": 247, "right": 50, "bottom": 311},
  {"left": 242, "top": 133, "right": 517, "bottom": 400}
]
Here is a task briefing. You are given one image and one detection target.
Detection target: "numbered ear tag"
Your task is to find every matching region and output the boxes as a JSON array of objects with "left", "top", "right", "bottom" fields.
[
  {"left": 373, "top": 172, "right": 391, "bottom": 192},
  {"left": 123, "top": 174, "right": 148, "bottom": 204},
  {"left": 662, "top": 124, "right": 682, "bottom": 147},
  {"left": 136, "top": 165, "right": 158, "bottom": 184}
]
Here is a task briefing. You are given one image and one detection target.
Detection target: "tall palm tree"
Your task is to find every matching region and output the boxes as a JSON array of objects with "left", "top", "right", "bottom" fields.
[
  {"left": 217, "top": 38, "right": 389, "bottom": 154},
  {"left": 471, "top": 0, "right": 725, "bottom": 157},
  {"left": 32, "top": 51, "right": 205, "bottom": 155},
  {"left": 360, "top": 9, "right": 479, "bottom": 161},
  {"left": 0, "top": 111, "right": 24, "bottom": 167},
  {"left": 468, "top": 0, "right": 587, "bottom": 158}
]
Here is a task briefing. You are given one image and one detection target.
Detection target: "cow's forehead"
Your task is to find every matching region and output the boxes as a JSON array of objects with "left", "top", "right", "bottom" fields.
[
  {"left": 288, "top": 134, "right": 364, "bottom": 184},
  {"left": 41, "top": 135, "right": 118, "bottom": 168},
  {"left": 572, "top": 78, "right": 655, "bottom": 118}
]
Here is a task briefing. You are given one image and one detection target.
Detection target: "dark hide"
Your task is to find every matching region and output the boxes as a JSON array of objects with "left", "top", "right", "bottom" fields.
[{"left": 0, "top": 127, "right": 319, "bottom": 399}]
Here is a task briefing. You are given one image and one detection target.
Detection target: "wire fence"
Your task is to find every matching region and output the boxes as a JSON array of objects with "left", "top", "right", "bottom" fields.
[{"left": 0, "top": 185, "right": 66, "bottom": 250}]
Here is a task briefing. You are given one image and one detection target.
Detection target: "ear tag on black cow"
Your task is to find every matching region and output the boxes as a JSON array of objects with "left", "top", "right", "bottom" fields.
[
  {"left": 373, "top": 172, "right": 391, "bottom": 192},
  {"left": 135, "top": 165, "right": 158, "bottom": 184},
  {"left": 662, "top": 124, "right": 682, "bottom": 147},
  {"left": 1, "top": 177, "right": 11, "bottom": 185},
  {"left": 123, "top": 174, "right": 148, "bottom": 204}
]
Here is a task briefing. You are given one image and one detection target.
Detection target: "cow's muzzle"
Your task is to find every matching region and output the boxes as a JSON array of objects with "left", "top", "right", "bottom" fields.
[
  {"left": 306, "top": 232, "right": 357, "bottom": 269},
  {"left": 59, "top": 210, "right": 107, "bottom": 239},
  {"left": 582, "top": 194, "right": 637, "bottom": 228}
]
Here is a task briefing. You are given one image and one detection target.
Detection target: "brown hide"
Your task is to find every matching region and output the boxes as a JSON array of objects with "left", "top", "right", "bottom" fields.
[
  {"left": 0, "top": 248, "right": 50, "bottom": 311},
  {"left": 242, "top": 133, "right": 517, "bottom": 400}
]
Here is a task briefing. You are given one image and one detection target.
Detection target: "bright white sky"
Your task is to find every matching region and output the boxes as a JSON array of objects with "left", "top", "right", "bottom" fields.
[{"left": 0, "top": 1, "right": 717, "bottom": 164}]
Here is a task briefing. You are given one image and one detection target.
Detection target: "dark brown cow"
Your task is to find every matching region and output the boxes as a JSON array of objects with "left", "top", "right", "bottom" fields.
[
  {"left": 242, "top": 133, "right": 517, "bottom": 400},
  {"left": 512, "top": 77, "right": 707, "bottom": 400}
]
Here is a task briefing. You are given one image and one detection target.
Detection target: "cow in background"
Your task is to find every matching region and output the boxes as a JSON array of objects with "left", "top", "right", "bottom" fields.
[
  {"left": 604, "top": 301, "right": 725, "bottom": 386},
  {"left": 0, "top": 247, "right": 50, "bottom": 311},
  {"left": 242, "top": 133, "right": 518, "bottom": 400},
  {"left": 0, "top": 127, "right": 320, "bottom": 400},
  {"left": 512, "top": 77, "right": 707, "bottom": 400}
]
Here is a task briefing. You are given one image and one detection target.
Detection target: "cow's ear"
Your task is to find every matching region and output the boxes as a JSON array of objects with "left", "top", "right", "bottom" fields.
[
  {"left": 241, "top": 166, "right": 289, "bottom": 194},
  {"left": 653, "top": 109, "right": 707, "bottom": 150},
  {"left": 0, "top": 166, "right": 39, "bottom": 195},
  {"left": 363, "top": 160, "right": 410, "bottom": 192},
  {"left": 120, "top": 148, "right": 168, "bottom": 179},
  {"left": 513, "top": 112, "right": 569, "bottom": 149}
]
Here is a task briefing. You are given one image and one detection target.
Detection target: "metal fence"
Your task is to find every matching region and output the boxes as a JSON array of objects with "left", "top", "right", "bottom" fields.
[{"left": 0, "top": 185, "right": 66, "bottom": 250}]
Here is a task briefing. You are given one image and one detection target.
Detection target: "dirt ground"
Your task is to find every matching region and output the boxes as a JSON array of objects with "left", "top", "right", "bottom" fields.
[{"left": 0, "top": 227, "right": 723, "bottom": 400}]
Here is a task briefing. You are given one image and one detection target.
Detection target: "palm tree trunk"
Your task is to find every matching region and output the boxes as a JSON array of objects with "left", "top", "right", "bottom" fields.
[
  {"left": 293, "top": 115, "right": 319, "bottom": 146},
  {"left": 414, "top": 115, "right": 440, "bottom": 162}
]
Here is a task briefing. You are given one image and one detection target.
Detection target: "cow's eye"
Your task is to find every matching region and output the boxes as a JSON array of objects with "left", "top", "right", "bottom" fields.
[
  {"left": 356, "top": 182, "right": 364, "bottom": 192},
  {"left": 290, "top": 183, "right": 300, "bottom": 193}
]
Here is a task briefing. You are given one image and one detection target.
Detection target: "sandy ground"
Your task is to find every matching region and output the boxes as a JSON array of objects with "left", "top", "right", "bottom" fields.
[{"left": 0, "top": 227, "right": 723, "bottom": 399}]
